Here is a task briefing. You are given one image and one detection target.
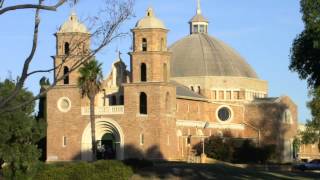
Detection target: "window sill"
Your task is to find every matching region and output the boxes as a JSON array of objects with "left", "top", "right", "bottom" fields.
[{"left": 137, "top": 114, "right": 148, "bottom": 118}]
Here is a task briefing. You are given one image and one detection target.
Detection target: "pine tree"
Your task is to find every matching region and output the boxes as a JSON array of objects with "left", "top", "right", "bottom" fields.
[{"left": 0, "top": 79, "right": 45, "bottom": 179}]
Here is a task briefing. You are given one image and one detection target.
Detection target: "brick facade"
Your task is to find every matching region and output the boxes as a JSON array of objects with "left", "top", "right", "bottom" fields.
[{"left": 45, "top": 9, "right": 299, "bottom": 163}]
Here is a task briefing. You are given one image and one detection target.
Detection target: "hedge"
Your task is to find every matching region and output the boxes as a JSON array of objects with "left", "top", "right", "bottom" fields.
[{"left": 30, "top": 160, "right": 133, "bottom": 180}]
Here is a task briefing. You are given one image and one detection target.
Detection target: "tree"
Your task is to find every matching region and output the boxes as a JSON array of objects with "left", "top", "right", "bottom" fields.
[
  {"left": 0, "top": 79, "right": 45, "bottom": 179},
  {"left": 301, "top": 88, "right": 320, "bottom": 149},
  {"left": 290, "top": 0, "right": 320, "bottom": 150},
  {"left": 0, "top": 0, "right": 134, "bottom": 113},
  {"left": 78, "top": 59, "right": 103, "bottom": 161},
  {"left": 290, "top": 0, "right": 320, "bottom": 88}
]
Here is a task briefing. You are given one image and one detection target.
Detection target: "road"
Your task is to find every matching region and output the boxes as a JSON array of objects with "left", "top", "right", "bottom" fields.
[{"left": 131, "top": 162, "right": 320, "bottom": 180}]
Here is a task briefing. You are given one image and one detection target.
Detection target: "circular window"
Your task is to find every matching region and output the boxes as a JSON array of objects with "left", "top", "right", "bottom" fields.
[
  {"left": 217, "top": 107, "right": 232, "bottom": 121},
  {"left": 57, "top": 97, "right": 71, "bottom": 112}
]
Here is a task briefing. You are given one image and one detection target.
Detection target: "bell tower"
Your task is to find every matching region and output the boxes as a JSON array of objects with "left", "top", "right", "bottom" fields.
[
  {"left": 124, "top": 8, "right": 177, "bottom": 160},
  {"left": 54, "top": 11, "right": 90, "bottom": 85},
  {"left": 131, "top": 8, "right": 171, "bottom": 83}
]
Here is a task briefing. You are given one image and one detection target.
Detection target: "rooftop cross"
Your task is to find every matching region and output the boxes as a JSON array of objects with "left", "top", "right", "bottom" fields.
[{"left": 118, "top": 51, "right": 122, "bottom": 61}]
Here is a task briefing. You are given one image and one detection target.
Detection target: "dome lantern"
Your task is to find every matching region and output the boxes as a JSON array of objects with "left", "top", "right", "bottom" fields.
[
  {"left": 189, "top": 0, "right": 209, "bottom": 34},
  {"left": 58, "top": 11, "right": 89, "bottom": 34},
  {"left": 135, "top": 7, "right": 166, "bottom": 29}
]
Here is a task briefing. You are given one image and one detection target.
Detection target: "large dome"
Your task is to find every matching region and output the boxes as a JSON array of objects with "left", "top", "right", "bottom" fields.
[{"left": 169, "top": 33, "right": 258, "bottom": 79}]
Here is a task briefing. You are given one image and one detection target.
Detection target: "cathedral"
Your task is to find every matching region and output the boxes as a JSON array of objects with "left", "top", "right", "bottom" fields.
[{"left": 45, "top": 2, "right": 298, "bottom": 163}]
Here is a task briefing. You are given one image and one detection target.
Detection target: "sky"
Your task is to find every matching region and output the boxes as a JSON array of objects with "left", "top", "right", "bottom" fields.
[{"left": 0, "top": 0, "right": 310, "bottom": 123}]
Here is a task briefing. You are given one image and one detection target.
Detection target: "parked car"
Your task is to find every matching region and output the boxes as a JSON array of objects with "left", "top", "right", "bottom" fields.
[{"left": 293, "top": 159, "right": 320, "bottom": 171}]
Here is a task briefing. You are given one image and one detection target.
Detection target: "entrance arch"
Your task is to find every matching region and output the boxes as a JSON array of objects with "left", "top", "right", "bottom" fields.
[{"left": 81, "top": 118, "right": 124, "bottom": 161}]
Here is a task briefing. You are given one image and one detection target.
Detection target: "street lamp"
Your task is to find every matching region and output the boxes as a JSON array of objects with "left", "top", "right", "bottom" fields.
[{"left": 201, "top": 122, "right": 210, "bottom": 163}]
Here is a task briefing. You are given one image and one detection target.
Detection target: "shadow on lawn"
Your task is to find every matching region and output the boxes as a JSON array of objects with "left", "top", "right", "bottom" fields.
[{"left": 132, "top": 162, "right": 320, "bottom": 180}]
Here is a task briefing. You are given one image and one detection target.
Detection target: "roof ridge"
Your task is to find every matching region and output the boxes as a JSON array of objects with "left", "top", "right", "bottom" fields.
[
  {"left": 202, "top": 34, "right": 224, "bottom": 76},
  {"left": 198, "top": 34, "right": 208, "bottom": 77}
]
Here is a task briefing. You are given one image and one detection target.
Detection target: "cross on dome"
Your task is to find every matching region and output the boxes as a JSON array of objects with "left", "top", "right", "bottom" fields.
[{"left": 197, "top": 0, "right": 202, "bottom": 14}]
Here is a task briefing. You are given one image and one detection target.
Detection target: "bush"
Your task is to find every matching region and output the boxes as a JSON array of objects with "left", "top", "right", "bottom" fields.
[
  {"left": 195, "top": 136, "right": 235, "bottom": 162},
  {"left": 233, "top": 140, "right": 276, "bottom": 163},
  {"left": 195, "top": 136, "right": 277, "bottom": 164},
  {"left": 93, "top": 160, "right": 133, "bottom": 179},
  {"left": 34, "top": 160, "right": 133, "bottom": 180}
]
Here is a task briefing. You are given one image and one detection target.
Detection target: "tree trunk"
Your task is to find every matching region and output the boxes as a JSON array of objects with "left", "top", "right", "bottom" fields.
[{"left": 89, "top": 96, "right": 97, "bottom": 161}]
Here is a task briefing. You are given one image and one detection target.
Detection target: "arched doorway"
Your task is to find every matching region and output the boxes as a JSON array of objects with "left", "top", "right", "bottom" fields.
[
  {"left": 81, "top": 118, "right": 124, "bottom": 161},
  {"left": 97, "top": 133, "right": 116, "bottom": 160}
]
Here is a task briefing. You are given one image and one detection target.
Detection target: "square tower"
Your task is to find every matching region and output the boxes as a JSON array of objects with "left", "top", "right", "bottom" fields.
[
  {"left": 123, "top": 8, "right": 178, "bottom": 160},
  {"left": 54, "top": 12, "right": 90, "bottom": 85}
]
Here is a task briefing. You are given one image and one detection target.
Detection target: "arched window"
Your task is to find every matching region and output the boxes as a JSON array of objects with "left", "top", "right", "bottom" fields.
[
  {"left": 119, "top": 95, "right": 124, "bottom": 105},
  {"left": 165, "top": 92, "right": 170, "bottom": 113},
  {"left": 142, "top": 38, "right": 147, "bottom": 51},
  {"left": 190, "top": 86, "right": 194, "bottom": 91},
  {"left": 193, "top": 25, "right": 198, "bottom": 33},
  {"left": 161, "top": 38, "right": 165, "bottom": 51},
  {"left": 187, "top": 135, "right": 191, "bottom": 145},
  {"left": 63, "top": 66, "right": 69, "bottom": 85},
  {"left": 163, "top": 63, "right": 168, "bottom": 82},
  {"left": 197, "top": 86, "right": 201, "bottom": 94},
  {"left": 141, "top": 63, "right": 147, "bottom": 82},
  {"left": 64, "top": 42, "right": 70, "bottom": 55},
  {"left": 200, "top": 25, "right": 205, "bottom": 33},
  {"left": 283, "top": 109, "right": 292, "bottom": 124},
  {"left": 140, "top": 92, "right": 147, "bottom": 114}
]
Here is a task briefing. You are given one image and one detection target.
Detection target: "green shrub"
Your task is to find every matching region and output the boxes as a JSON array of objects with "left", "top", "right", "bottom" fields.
[
  {"left": 92, "top": 160, "right": 133, "bottom": 180},
  {"left": 233, "top": 140, "right": 276, "bottom": 163},
  {"left": 2, "top": 161, "right": 44, "bottom": 180},
  {"left": 34, "top": 160, "right": 133, "bottom": 180},
  {"left": 196, "top": 136, "right": 277, "bottom": 164},
  {"left": 195, "top": 136, "right": 235, "bottom": 162}
]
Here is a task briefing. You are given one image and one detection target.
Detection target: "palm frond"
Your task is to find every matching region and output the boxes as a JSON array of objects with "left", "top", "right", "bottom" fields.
[{"left": 78, "top": 59, "right": 103, "bottom": 98}]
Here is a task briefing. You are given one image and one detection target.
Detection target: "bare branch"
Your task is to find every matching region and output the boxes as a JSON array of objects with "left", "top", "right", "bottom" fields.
[
  {"left": 0, "top": 0, "right": 67, "bottom": 15},
  {"left": 0, "top": 0, "right": 4, "bottom": 9},
  {"left": 1, "top": 31, "right": 128, "bottom": 113},
  {"left": 0, "top": 0, "right": 135, "bottom": 113},
  {"left": 0, "top": 0, "right": 43, "bottom": 109}
]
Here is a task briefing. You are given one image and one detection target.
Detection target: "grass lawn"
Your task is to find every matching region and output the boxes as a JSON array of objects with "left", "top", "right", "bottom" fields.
[{"left": 131, "top": 162, "right": 320, "bottom": 180}]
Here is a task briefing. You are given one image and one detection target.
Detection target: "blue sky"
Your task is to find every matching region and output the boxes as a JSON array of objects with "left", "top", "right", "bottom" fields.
[{"left": 0, "top": 0, "right": 310, "bottom": 123}]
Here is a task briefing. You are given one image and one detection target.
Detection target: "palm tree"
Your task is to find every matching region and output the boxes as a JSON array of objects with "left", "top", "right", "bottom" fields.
[{"left": 78, "top": 59, "right": 103, "bottom": 161}]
